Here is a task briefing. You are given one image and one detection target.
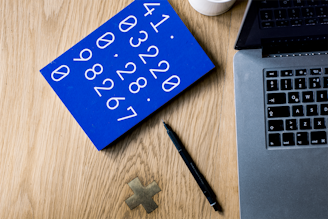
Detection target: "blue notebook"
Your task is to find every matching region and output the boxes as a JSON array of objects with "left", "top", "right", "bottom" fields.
[{"left": 40, "top": 0, "right": 214, "bottom": 150}]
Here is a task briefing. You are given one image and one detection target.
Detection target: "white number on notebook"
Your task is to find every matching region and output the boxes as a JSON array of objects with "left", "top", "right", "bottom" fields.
[
  {"left": 139, "top": 45, "right": 159, "bottom": 64},
  {"left": 117, "top": 106, "right": 137, "bottom": 121},
  {"left": 94, "top": 79, "right": 114, "bottom": 97},
  {"left": 162, "top": 75, "right": 180, "bottom": 92},
  {"left": 85, "top": 64, "right": 103, "bottom": 80},
  {"left": 129, "top": 77, "right": 147, "bottom": 94},
  {"left": 149, "top": 60, "right": 170, "bottom": 79},
  {"left": 51, "top": 65, "right": 70, "bottom": 82},
  {"left": 73, "top": 49, "right": 92, "bottom": 62},
  {"left": 143, "top": 3, "right": 160, "bottom": 17},
  {"left": 119, "top": 15, "right": 137, "bottom": 33},
  {"left": 106, "top": 97, "right": 125, "bottom": 110},
  {"left": 96, "top": 32, "right": 115, "bottom": 49},
  {"left": 116, "top": 62, "right": 137, "bottom": 81},
  {"left": 150, "top": 14, "right": 170, "bottom": 33},
  {"left": 130, "top": 31, "right": 148, "bottom": 48}
]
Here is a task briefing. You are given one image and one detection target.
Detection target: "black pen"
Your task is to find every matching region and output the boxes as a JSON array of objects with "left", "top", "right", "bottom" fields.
[{"left": 162, "top": 121, "right": 221, "bottom": 212}]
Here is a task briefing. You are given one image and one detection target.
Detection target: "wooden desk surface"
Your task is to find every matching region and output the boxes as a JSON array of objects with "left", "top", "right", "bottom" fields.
[{"left": 0, "top": 0, "right": 247, "bottom": 218}]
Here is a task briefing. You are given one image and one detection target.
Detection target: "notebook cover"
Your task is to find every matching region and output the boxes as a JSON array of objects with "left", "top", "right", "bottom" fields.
[{"left": 40, "top": 0, "right": 215, "bottom": 150}]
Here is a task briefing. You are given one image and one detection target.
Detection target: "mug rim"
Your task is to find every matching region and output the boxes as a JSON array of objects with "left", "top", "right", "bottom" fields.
[{"left": 207, "top": 0, "right": 235, "bottom": 3}]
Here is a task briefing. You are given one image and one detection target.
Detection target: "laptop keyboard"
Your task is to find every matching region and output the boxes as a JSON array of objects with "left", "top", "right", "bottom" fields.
[
  {"left": 259, "top": 0, "right": 328, "bottom": 28},
  {"left": 264, "top": 66, "right": 328, "bottom": 148}
]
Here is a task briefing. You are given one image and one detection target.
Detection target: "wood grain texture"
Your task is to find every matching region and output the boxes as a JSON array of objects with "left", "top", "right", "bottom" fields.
[{"left": 0, "top": 0, "right": 247, "bottom": 218}]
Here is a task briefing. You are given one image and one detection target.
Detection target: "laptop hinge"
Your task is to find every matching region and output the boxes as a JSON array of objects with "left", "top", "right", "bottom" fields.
[
  {"left": 263, "top": 51, "right": 328, "bottom": 58},
  {"left": 261, "top": 35, "right": 328, "bottom": 58}
]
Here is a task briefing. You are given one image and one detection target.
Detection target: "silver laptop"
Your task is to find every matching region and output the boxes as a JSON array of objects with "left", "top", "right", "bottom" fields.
[{"left": 233, "top": 0, "right": 328, "bottom": 218}]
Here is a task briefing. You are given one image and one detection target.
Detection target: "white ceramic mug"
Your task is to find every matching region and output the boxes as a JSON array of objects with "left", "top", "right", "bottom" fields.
[{"left": 188, "top": 0, "right": 236, "bottom": 16}]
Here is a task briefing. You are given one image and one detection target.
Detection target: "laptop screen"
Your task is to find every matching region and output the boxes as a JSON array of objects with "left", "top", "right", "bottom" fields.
[{"left": 235, "top": 0, "right": 328, "bottom": 54}]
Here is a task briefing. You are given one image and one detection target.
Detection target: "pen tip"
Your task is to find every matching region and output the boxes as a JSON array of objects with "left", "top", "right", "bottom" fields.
[
  {"left": 213, "top": 203, "right": 222, "bottom": 212},
  {"left": 162, "top": 120, "right": 169, "bottom": 130}
]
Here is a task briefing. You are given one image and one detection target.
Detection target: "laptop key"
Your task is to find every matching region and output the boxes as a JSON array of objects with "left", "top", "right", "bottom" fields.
[
  {"left": 321, "top": 104, "right": 328, "bottom": 115},
  {"left": 283, "top": 133, "right": 295, "bottom": 146},
  {"left": 309, "top": 77, "right": 321, "bottom": 88},
  {"left": 317, "top": 90, "right": 328, "bottom": 102},
  {"left": 310, "top": 68, "right": 322, "bottom": 75},
  {"left": 276, "top": 20, "right": 289, "bottom": 27},
  {"left": 280, "top": 0, "right": 292, "bottom": 7},
  {"left": 297, "top": 132, "right": 309, "bottom": 145},
  {"left": 319, "top": 17, "right": 328, "bottom": 24},
  {"left": 314, "top": 118, "right": 326, "bottom": 129},
  {"left": 293, "top": 0, "right": 306, "bottom": 7},
  {"left": 295, "top": 78, "right": 307, "bottom": 89},
  {"left": 303, "top": 91, "right": 314, "bottom": 102},
  {"left": 281, "top": 79, "right": 293, "bottom": 90},
  {"left": 288, "top": 92, "right": 300, "bottom": 103},
  {"left": 268, "top": 93, "right": 286, "bottom": 104},
  {"left": 268, "top": 120, "right": 284, "bottom": 131},
  {"left": 267, "top": 80, "right": 279, "bottom": 91},
  {"left": 261, "top": 10, "right": 273, "bottom": 20},
  {"left": 325, "top": 68, "right": 328, "bottom": 74},
  {"left": 311, "top": 131, "right": 327, "bottom": 144},
  {"left": 293, "top": 105, "right": 304, "bottom": 116},
  {"left": 268, "top": 106, "right": 290, "bottom": 118},
  {"left": 305, "top": 18, "right": 317, "bottom": 25},
  {"left": 281, "top": 70, "right": 293, "bottom": 76},
  {"left": 291, "top": 19, "right": 303, "bottom": 26},
  {"left": 286, "top": 119, "right": 298, "bottom": 130},
  {"left": 307, "top": 0, "right": 319, "bottom": 5},
  {"left": 306, "top": 105, "right": 318, "bottom": 116},
  {"left": 300, "top": 118, "right": 312, "bottom": 129},
  {"left": 266, "top": 70, "right": 278, "bottom": 77},
  {"left": 302, "top": 7, "right": 315, "bottom": 17},
  {"left": 296, "top": 69, "right": 307, "bottom": 76},
  {"left": 262, "top": 21, "right": 275, "bottom": 28},
  {"left": 316, "top": 6, "right": 328, "bottom": 17},
  {"left": 288, "top": 8, "right": 301, "bottom": 18},
  {"left": 260, "top": 0, "right": 279, "bottom": 8},
  {"left": 275, "top": 9, "right": 287, "bottom": 19},
  {"left": 269, "top": 133, "right": 281, "bottom": 146},
  {"left": 323, "top": 77, "right": 328, "bottom": 88}
]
